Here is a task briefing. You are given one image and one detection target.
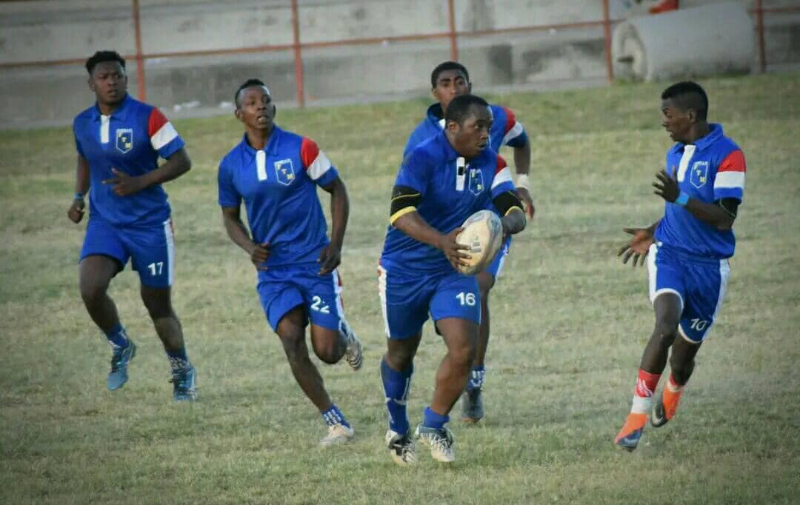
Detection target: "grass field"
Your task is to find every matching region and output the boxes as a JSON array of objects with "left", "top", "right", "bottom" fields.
[{"left": 1, "top": 72, "right": 799, "bottom": 505}]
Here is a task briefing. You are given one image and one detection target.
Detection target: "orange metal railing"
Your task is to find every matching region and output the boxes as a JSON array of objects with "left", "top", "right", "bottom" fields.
[{"left": 1, "top": 0, "right": 797, "bottom": 106}]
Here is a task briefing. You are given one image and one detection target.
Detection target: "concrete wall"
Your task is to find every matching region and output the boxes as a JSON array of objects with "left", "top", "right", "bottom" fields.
[{"left": 1, "top": 0, "right": 798, "bottom": 128}]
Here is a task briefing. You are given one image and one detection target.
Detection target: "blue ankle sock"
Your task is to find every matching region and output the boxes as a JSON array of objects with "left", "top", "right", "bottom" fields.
[
  {"left": 467, "top": 364, "right": 486, "bottom": 391},
  {"left": 166, "top": 348, "right": 190, "bottom": 371},
  {"left": 381, "top": 358, "right": 413, "bottom": 435},
  {"left": 104, "top": 323, "right": 129, "bottom": 349},
  {"left": 322, "top": 404, "right": 350, "bottom": 428},
  {"left": 422, "top": 406, "right": 450, "bottom": 431}
]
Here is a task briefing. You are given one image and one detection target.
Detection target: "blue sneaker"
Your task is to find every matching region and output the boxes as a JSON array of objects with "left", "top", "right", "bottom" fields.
[
  {"left": 461, "top": 388, "right": 484, "bottom": 423},
  {"left": 107, "top": 340, "right": 136, "bottom": 391},
  {"left": 170, "top": 365, "right": 197, "bottom": 402}
]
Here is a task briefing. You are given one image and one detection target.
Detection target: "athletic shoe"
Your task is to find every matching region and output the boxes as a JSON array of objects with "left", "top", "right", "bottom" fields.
[
  {"left": 461, "top": 388, "right": 484, "bottom": 423},
  {"left": 385, "top": 429, "right": 417, "bottom": 466},
  {"left": 170, "top": 365, "right": 197, "bottom": 402},
  {"left": 319, "top": 423, "right": 354, "bottom": 447},
  {"left": 342, "top": 321, "right": 363, "bottom": 371},
  {"left": 614, "top": 413, "right": 647, "bottom": 451},
  {"left": 415, "top": 424, "right": 455, "bottom": 463},
  {"left": 651, "top": 389, "right": 681, "bottom": 427},
  {"left": 107, "top": 340, "right": 136, "bottom": 391}
]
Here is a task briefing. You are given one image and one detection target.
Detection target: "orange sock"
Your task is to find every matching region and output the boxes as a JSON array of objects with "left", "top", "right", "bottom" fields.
[
  {"left": 662, "top": 374, "right": 684, "bottom": 420},
  {"left": 615, "top": 413, "right": 648, "bottom": 442}
]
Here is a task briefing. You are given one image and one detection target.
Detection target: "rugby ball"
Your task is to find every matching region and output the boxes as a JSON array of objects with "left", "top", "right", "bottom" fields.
[{"left": 455, "top": 210, "right": 503, "bottom": 275}]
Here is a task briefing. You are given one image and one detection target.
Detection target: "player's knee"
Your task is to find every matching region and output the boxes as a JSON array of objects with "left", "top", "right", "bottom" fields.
[
  {"left": 653, "top": 319, "right": 679, "bottom": 343},
  {"left": 279, "top": 329, "right": 307, "bottom": 363},
  {"left": 386, "top": 347, "right": 415, "bottom": 370},
  {"left": 312, "top": 341, "right": 338, "bottom": 364},
  {"left": 450, "top": 342, "right": 476, "bottom": 369},
  {"left": 670, "top": 357, "right": 695, "bottom": 382},
  {"left": 79, "top": 278, "right": 108, "bottom": 305}
]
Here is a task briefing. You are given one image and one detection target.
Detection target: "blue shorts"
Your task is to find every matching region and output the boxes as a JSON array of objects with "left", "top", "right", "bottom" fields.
[
  {"left": 647, "top": 243, "right": 731, "bottom": 343},
  {"left": 485, "top": 236, "right": 511, "bottom": 278},
  {"left": 81, "top": 216, "right": 175, "bottom": 288},
  {"left": 256, "top": 265, "right": 346, "bottom": 333},
  {"left": 378, "top": 264, "right": 481, "bottom": 340}
]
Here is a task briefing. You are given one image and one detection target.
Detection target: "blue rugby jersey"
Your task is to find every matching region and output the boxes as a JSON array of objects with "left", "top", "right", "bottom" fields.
[
  {"left": 655, "top": 123, "right": 746, "bottom": 259},
  {"left": 217, "top": 126, "right": 339, "bottom": 270},
  {"left": 381, "top": 131, "right": 516, "bottom": 275},
  {"left": 403, "top": 103, "right": 528, "bottom": 157},
  {"left": 73, "top": 94, "right": 185, "bottom": 225}
]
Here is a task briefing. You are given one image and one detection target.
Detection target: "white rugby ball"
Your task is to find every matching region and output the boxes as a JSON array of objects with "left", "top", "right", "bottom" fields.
[{"left": 455, "top": 210, "right": 503, "bottom": 275}]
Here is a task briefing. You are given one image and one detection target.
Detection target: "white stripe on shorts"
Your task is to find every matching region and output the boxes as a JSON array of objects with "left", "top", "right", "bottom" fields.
[
  {"left": 331, "top": 269, "right": 345, "bottom": 320},
  {"left": 377, "top": 264, "right": 391, "bottom": 338},
  {"left": 163, "top": 218, "right": 175, "bottom": 286},
  {"left": 647, "top": 242, "right": 684, "bottom": 311},
  {"left": 698, "top": 258, "right": 731, "bottom": 341}
]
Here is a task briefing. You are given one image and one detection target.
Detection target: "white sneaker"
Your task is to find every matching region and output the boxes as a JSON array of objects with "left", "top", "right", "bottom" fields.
[
  {"left": 385, "top": 429, "right": 417, "bottom": 466},
  {"left": 319, "top": 423, "right": 354, "bottom": 447},
  {"left": 415, "top": 424, "right": 455, "bottom": 463},
  {"left": 341, "top": 321, "right": 363, "bottom": 371}
]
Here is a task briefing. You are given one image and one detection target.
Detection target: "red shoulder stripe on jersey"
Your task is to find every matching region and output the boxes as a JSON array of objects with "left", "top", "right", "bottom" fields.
[
  {"left": 502, "top": 106, "right": 516, "bottom": 135},
  {"left": 718, "top": 149, "right": 746, "bottom": 173},
  {"left": 147, "top": 108, "right": 169, "bottom": 137},
  {"left": 495, "top": 154, "right": 508, "bottom": 174},
  {"left": 300, "top": 137, "right": 320, "bottom": 170}
]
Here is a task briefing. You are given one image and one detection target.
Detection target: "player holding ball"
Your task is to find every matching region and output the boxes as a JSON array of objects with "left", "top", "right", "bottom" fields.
[{"left": 378, "top": 94, "right": 526, "bottom": 465}]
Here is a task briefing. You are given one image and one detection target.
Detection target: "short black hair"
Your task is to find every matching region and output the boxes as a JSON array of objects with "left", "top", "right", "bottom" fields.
[
  {"left": 661, "top": 81, "right": 709, "bottom": 121},
  {"left": 445, "top": 94, "right": 489, "bottom": 126},
  {"left": 431, "top": 61, "right": 470, "bottom": 89},
  {"left": 235, "top": 78, "right": 268, "bottom": 109},
  {"left": 85, "top": 51, "right": 126, "bottom": 75}
]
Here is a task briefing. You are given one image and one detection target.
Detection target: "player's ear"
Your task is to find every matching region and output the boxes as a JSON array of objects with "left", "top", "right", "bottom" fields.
[
  {"left": 234, "top": 107, "right": 242, "bottom": 122},
  {"left": 687, "top": 108, "right": 697, "bottom": 124},
  {"left": 467, "top": 81, "right": 473, "bottom": 93},
  {"left": 88, "top": 77, "right": 95, "bottom": 92},
  {"left": 272, "top": 103, "right": 277, "bottom": 119}
]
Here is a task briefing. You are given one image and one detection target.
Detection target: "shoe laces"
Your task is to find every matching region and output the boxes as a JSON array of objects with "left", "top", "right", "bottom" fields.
[
  {"left": 425, "top": 429, "right": 453, "bottom": 452},
  {"left": 169, "top": 368, "right": 192, "bottom": 390}
]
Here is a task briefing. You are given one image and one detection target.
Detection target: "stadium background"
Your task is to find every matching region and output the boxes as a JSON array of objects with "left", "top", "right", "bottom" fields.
[{"left": 1, "top": 1, "right": 799, "bottom": 504}]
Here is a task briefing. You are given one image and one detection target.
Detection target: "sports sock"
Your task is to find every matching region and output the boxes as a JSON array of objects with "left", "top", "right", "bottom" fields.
[
  {"left": 166, "top": 348, "right": 191, "bottom": 371},
  {"left": 631, "top": 368, "right": 661, "bottom": 415},
  {"left": 104, "top": 323, "right": 130, "bottom": 349},
  {"left": 466, "top": 364, "right": 485, "bottom": 391},
  {"left": 321, "top": 404, "right": 350, "bottom": 428},
  {"left": 422, "top": 406, "right": 449, "bottom": 431},
  {"left": 662, "top": 373, "right": 685, "bottom": 419},
  {"left": 381, "top": 358, "right": 413, "bottom": 435}
]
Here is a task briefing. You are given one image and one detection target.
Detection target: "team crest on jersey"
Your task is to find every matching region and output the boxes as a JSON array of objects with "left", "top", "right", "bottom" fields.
[
  {"left": 115, "top": 128, "right": 133, "bottom": 154},
  {"left": 274, "top": 159, "right": 295, "bottom": 186},
  {"left": 690, "top": 161, "right": 709, "bottom": 189},
  {"left": 468, "top": 168, "right": 484, "bottom": 196}
]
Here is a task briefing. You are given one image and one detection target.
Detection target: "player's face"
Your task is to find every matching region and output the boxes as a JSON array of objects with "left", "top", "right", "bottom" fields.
[
  {"left": 449, "top": 105, "right": 492, "bottom": 159},
  {"left": 89, "top": 61, "right": 127, "bottom": 106},
  {"left": 661, "top": 98, "right": 692, "bottom": 143},
  {"left": 236, "top": 86, "right": 276, "bottom": 131},
  {"left": 433, "top": 69, "right": 471, "bottom": 113}
]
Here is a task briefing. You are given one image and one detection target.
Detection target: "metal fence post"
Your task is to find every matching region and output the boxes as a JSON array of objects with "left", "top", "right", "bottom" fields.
[
  {"left": 447, "top": 0, "right": 458, "bottom": 61},
  {"left": 291, "top": 0, "right": 306, "bottom": 107},
  {"left": 754, "top": 0, "right": 766, "bottom": 73},
  {"left": 602, "top": 0, "right": 614, "bottom": 82},
  {"left": 132, "top": 0, "right": 147, "bottom": 100}
]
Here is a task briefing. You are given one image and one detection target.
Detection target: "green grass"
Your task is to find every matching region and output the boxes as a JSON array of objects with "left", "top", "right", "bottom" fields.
[{"left": 1, "top": 72, "right": 799, "bottom": 505}]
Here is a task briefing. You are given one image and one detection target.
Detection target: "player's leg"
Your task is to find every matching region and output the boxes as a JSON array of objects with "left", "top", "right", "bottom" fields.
[
  {"left": 79, "top": 218, "right": 135, "bottom": 391},
  {"left": 462, "top": 270, "right": 495, "bottom": 423},
  {"left": 130, "top": 218, "right": 196, "bottom": 401},
  {"left": 378, "top": 264, "right": 428, "bottom": 465},
  {"left": 307, "top": 269, "right": 362, "bottom": 371},
  {"left": 616, "top": 243, "right": 683, "bottom": 450},
  {"left": 652, "top": 258, "right": 730, "bottom": 427},
  {"left": 418, "top": 274, "right": 480, "bottom": 463}
]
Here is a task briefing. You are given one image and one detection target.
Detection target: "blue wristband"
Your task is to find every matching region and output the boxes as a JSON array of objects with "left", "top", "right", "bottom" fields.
[
  {"left": 74, "top": 192, "right": 85, "bottom": 200},
  {"left": 675, "top": 191, "right": 689, "bottom": 207}
]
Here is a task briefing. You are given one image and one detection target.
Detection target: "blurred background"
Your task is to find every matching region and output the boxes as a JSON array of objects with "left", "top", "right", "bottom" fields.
[{"left": 1, "top": 0, "right": 798, "bottom": 129}]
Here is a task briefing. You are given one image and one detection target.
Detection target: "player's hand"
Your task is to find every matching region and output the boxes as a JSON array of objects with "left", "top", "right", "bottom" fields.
[
  {"left": 617, "top": 227, "right": 654, "bottom": 267},
  {"left": 67, "top": 198, "right": 85, "bottom": 223},
  {"left": 249, "top": 241, "right": 270, "bottom": 271},
  {"left": 438, "top": 227, "right": 470, "bottom": 271},
  {"left": 516, "top": 187, "right": 535, "bottom": 220},
  {"left": 653, "top": 169, "right": 679, "bottom": 203},
  {"left": 103, "top": 168, "right": 146, "bottom": 196},
  {"left": 317, "top": 243, "right": 341, "bottom": 276}
]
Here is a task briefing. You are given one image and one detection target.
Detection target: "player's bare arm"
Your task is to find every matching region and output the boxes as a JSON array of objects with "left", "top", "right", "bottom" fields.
[
  {"left": 617, "top": 220, "right": 660, "bottom": 267},
  {"left": 220, "top": 205, "right": 269, "bottom": 270},
  {"left": 67, "top": 153, "right": 90, "bottom": 223},
  {"left": 318, "top": 177, "right": 350, "bottom": 275},
  {"left": 103, "top": 148, "right": 192, "bottom": 197},
  {"left": 653, "top": 169, "right": 738, "bottom": 230},
  {"left": 512, "top": 139, "right": 535, "bottom": 219},
  {"left": 493, "top": 190, "right": 527, "bottom": 236}
]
